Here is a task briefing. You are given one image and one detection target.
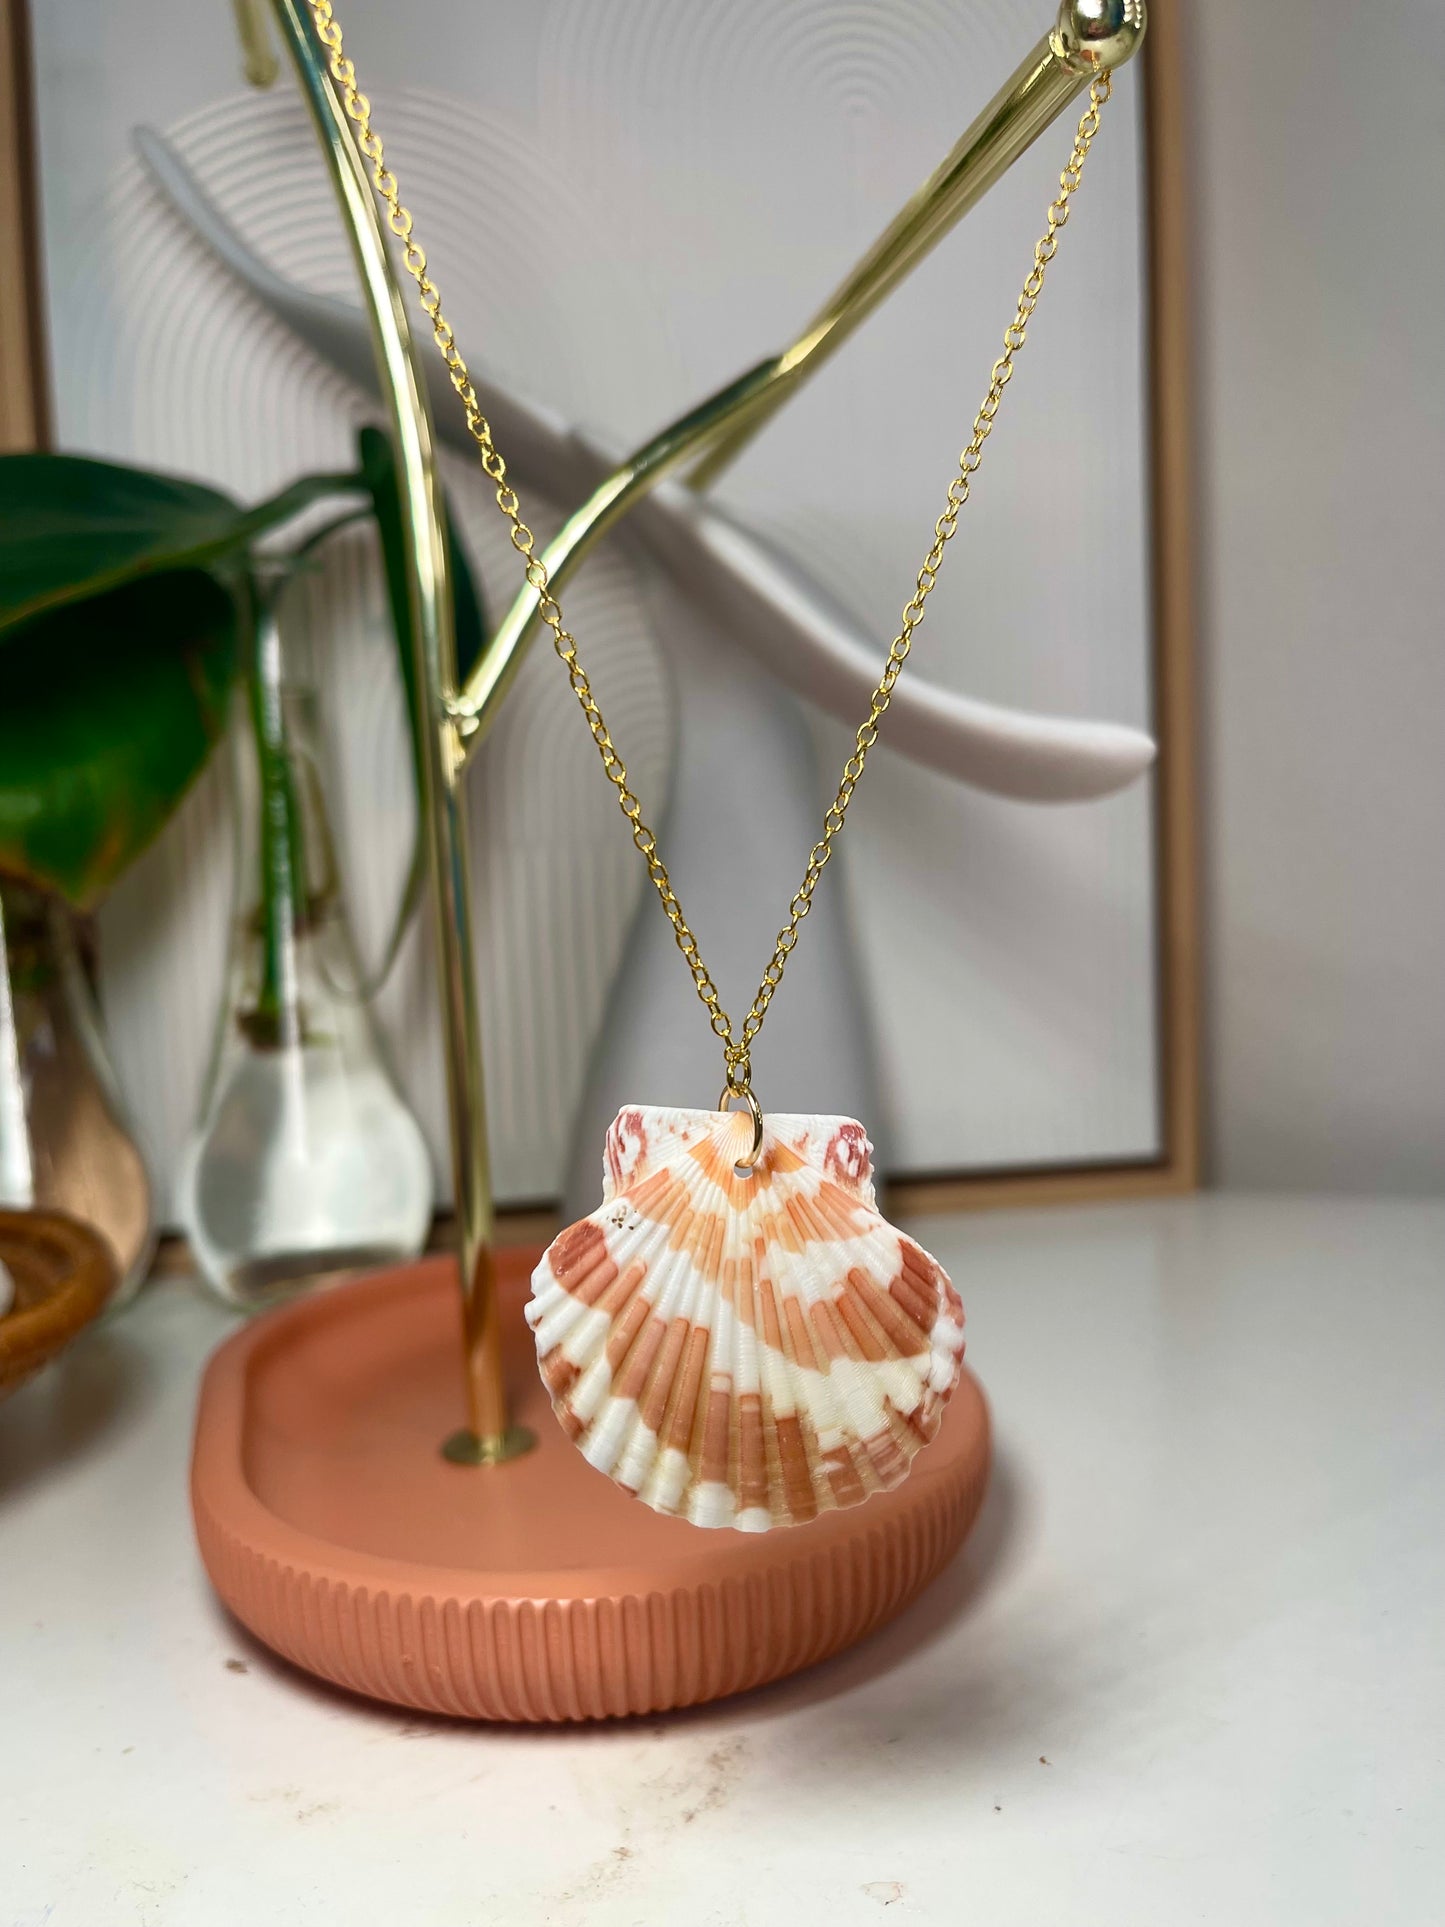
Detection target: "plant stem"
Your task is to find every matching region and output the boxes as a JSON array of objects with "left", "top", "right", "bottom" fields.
[
  {"left": 291, "top": 503, "right": 372, "bottom": 564},
  {"left": 243, "top": 579, "right": 306, "bottom": 1050}
]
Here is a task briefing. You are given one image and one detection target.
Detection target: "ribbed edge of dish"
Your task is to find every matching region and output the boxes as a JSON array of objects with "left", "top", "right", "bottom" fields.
[{"left": 193, "top": 1447, "right": 988, "bottom": 1721}]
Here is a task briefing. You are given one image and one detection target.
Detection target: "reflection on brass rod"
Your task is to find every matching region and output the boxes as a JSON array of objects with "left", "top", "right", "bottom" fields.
[{"left": 454, "top": 1, "right": 1145, "bottom": 762}]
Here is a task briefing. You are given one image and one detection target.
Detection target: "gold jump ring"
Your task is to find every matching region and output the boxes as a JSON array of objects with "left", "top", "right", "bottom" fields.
[{"left": 717, "top": 1084, "right": 765, "bottom": 1169}]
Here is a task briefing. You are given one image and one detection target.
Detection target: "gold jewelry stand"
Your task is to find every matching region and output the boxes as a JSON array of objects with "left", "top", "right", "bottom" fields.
[
  {"left": 264, "top": 0, "right": 1145, "bottom": 1457},
  {"left": 190, "top": 0, "right": 1145, "bottom": 1723}
]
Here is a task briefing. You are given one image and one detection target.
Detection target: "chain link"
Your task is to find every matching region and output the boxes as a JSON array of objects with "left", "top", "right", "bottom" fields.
[{"left": 305, "top": 0, "right": 1110, "bottom": 1097}]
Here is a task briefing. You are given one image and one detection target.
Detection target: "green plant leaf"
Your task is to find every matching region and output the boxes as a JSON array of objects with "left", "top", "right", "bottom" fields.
[
  {"left": 0, "top": 570, "right": 238, "bottom": 908},
  {"left": 357, "top": 425, "right": 486, "bottom": 766},
  {"left": 0, "top": 452, "right": 361, "bottom": 634}
]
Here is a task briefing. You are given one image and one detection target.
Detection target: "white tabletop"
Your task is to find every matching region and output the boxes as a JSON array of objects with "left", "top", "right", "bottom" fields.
[{"left": 3, "top": 1194, "right": 1442, "bottom": 1927}]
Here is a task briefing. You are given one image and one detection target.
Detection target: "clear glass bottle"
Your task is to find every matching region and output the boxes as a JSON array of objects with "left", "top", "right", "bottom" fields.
[
  {"left": 0, "top": 881, "right": 155, "bottom": 1308},
  {"left": 179, "top": 609, "right": 432, "bottom": 1311}
]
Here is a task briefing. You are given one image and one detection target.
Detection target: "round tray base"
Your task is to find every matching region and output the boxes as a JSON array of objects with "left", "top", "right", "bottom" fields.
[{"left": 191, "top": 1252, "right": 990, "bottom": 1720}]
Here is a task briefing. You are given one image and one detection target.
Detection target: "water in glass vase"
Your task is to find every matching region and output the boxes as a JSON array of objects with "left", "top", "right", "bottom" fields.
[{"left": 180, "top": 655, "right": 431, "bottom": 1311}]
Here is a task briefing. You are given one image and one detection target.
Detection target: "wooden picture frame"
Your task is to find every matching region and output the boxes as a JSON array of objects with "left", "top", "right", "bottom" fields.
[
  {"left": 0, "top": 0, "right": 1199, "bottom": 1228},
  {"left": 894, "top": 0, "right": 1201, "bottom": 1215},
  {"left": 0, "top": 0, "right": 47, "bottom": 452}
]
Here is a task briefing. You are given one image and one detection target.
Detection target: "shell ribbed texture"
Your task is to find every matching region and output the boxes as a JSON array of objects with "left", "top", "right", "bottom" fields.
[{"left": 528, "top": 1108, "right": 966, "bottom": 1532}]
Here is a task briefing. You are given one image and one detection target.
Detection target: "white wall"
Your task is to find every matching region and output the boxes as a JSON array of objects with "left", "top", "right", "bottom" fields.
[{"left": 1192, "top": 0, "right": 1445, "bottom": 1193}]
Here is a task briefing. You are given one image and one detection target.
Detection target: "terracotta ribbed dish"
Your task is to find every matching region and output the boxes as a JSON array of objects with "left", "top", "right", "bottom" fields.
[
  {"left": 191, "top": 1251, "right": 990, "bottom": 1721},
  {"left": 0, "top": 1208, "right": 116, "bottom": 1399}
]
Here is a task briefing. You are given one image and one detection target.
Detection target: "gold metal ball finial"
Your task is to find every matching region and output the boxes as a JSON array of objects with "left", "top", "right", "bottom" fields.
[{"left": 1053, "top": 0, "right": 1147, "bottom": 74}]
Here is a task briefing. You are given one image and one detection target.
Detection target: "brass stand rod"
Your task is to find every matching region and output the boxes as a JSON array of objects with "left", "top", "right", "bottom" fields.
[
  {"left": 452, "top": 0, "right": 1144, "bottom": 761},
  {"left": 269, "top": 0, "right": 520, "bottom": 1458},
  {"left": 451, "top": 355, "right": 781, "bottom": 753},
  {"left": 688, "top": 12, "right": 1113, "bottom": 491}
]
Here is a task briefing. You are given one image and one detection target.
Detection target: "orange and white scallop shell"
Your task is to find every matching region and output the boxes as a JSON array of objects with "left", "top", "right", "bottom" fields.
[{"left": 526, "top": 1105, "right": 965, "bottom": 1532}]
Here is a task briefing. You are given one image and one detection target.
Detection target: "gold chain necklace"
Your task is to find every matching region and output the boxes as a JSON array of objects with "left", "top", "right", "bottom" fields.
[
  {"left": 300, "top": 3, "right": 1115, "bottom": 1531},
  {"left": 304, "top": 0, "right": 1111, "bottom": 1121}
]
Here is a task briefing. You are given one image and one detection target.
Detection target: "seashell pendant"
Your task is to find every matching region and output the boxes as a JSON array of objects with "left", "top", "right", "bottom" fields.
[{"left": 527, "top": 1105, "right": 965, "bottom": 1532}]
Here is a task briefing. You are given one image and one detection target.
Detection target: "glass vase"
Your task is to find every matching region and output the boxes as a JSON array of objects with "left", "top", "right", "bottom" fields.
[
  {"left": 0, "top": 881, "right": 155, "bottom": 1308},
  {"left": 179, "top": 658, "right": 432, "bottom": 1311}
]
